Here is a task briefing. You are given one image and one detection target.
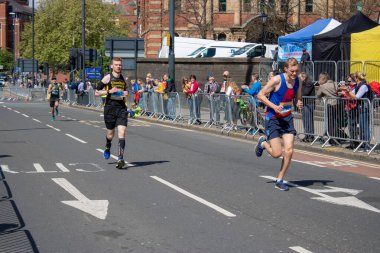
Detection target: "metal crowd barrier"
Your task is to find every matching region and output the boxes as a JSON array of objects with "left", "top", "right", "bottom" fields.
[{"left": 369, "top": 98, "right": 380, "bottom": 155}]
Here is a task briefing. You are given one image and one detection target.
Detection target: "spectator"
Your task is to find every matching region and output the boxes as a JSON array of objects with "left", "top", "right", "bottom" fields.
[
  {"left": 241, "top": 73, "right": 261, "bottom": 98},
  {"left": 272, "top": 47, "right": 278, "bottom": 70},
  {"left": 163, "top": 73, "right": 176, "bottom": 119},
  {"left": 316, "top": 72, "right": 339, "bottom": 145},
  {"left": 182, "top": 76, "right": 193, "bottom": 124},
  {"left": 226, "top": 81, "right": 242, "bottom": 130},
  {"left": 77, "top": 80, "right": 85, "bottom": 105},
  {"left": 340, "top": 72, "right": 371, "bottom": 151},
  {"left": 300, "top": 48, "right": 311, "bottom": 64},
  {"left": 184, "top": 75, "right": 201, "bottom": 125},
  {"left": 299, "top": 72, "right": 315, "bottom": 142},
  {"left": 204, "top": 75, "right": 221, "bottom": 124}
]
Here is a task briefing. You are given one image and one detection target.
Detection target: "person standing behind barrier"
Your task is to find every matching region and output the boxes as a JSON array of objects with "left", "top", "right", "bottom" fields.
[
  {"left": 226, "top": 81, "right": 242, "bottom": 130},
  {"left": 204, "top": 75, "right": 221, "bottom": 124},
  {"left": 316, "top": 72, "right": 339, "bottom": 145},
  {"left": 47, "top": 76, "right": 64, "bottom": 121},
  {"left": 241, "top": 73, "right": 261, "bottom": 99},
  {"left": 255, "top": 58, "right": 303, "bottom": 191},
  {"left": 182, "top": 77, "right": 193, "bottom": 123},
  {"left": 163, "top": 73, "right": 176, "bottom": 120},
  {"left": 184, "top": 75, "right": 201, "bottom": 125},
  {"left": 340, "top": 72, "right": 371, "bottom": 151},
  {"left": 77, "top": 80, "right": 85, "bottom": 105},
  {"left": 95, "top": 57, "right": 129, "bottom": 169},
  {"left": 299, "top": 72, "right": 315, "bottom": 142}
]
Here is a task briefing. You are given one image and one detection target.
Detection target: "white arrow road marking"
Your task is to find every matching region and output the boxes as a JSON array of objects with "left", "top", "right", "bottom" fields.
[
  {"left": 55, "top": 163, "right": 70, "bottom": 172},
  {"left": 1, "top": 165, "right": 19, "bottom": 174},
  {"left": 151, "top": 176, "right": 236, "bottom": 217},
  {"left": 27, "top": 163, "right": 56, "bottom": 173},
  {"left": 260, "top": 176, "right": 380, "bottom": 214},
  {"left": 46, "top": 124, "right": 61, "bottom": 132},
  {"left": 65, "top": 134, "right": 87, "bottom": 143},
  {"left": 289, "top": 246, "right": 313, "bottom": 253},
  {"left": 52, "top": 178, "right": 109, "bottom": 220},
  {"left": 96, "top": 149, "right": 135, "bottom": 167}
]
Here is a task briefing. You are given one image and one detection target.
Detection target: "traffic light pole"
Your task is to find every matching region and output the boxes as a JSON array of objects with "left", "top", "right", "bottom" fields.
[{"left": 168, "top": 0, "right": 175, "bottom": 81}]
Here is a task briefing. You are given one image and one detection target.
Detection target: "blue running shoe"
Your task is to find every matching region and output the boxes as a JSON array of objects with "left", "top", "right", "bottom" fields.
[
  {"left": 55, "top": 108, "right": 59, "bottom": 116},
  {"left": 255, "top": 136, "right": 267, "bottom": 157},
  {"left": 275, "top": 180, "right": 289, "bottom": 191},
  {"left": 103, "top": 148, "right": 111, "bottom": 160},
  {"left": 51, "top": 115, "right": 55, "bottom": 121}
]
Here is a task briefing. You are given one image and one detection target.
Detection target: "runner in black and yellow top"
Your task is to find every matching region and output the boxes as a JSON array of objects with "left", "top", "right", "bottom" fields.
[
  {"left": 47, "top": 77, "right": 64, "bottom": 121},
  {"left": 95, "top": 57, "right": 129, "bottom": 169}
]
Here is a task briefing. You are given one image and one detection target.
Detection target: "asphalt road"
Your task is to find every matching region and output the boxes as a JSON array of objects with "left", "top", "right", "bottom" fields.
[{"left": 0, "top": 101, "right": 379, "bottom": 253}]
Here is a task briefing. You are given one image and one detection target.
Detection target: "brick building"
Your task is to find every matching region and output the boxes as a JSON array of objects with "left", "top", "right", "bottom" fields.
[
  {"left": 117, "top": 0, "right": 379, "bottom": 58},
  {"left": 0, "top": 0, "right": 32, "bottom": 60}
]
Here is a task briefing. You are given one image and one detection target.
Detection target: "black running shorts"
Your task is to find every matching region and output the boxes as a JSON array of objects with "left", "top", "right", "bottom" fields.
[
  {"left": 49, "top": 97, "right": 59, "bottom": 107},
  {"left": 104, "top": 105, "right": 128, "bottom": 129}
]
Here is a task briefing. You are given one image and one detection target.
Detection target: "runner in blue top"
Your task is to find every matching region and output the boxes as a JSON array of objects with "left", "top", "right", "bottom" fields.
[{"left": 255, "top": 58, "right": 303, "bottom": 191}]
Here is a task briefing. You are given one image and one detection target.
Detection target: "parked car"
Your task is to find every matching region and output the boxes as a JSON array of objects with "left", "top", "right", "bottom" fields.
[
  {"left": 158, "top": 37, "right": 215, "bottom": 58},
  {"left": 230, "top": 44, "right": 278, "bottom": 59},
  {"left": 0, "top": 79, "right": 5, "bottom": 87}
]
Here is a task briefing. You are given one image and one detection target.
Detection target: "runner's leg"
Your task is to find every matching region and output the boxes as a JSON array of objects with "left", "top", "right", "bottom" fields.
[
  {"left": 276, "top": 133, "right": 294, "bottom": 180},
  {"left": 262, "top": 137, "right": 282, "bottom": 158}
]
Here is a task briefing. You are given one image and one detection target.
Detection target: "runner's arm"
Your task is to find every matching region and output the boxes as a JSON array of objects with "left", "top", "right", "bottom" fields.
[
  {"left": 257, "top": 75, "right": 282, "bottom": 114},
  {"left": 95, "top": 75, "right": 110, "bottom": 97},
  {"left": 47, "top": 84, "right": 52, "bottom": 94},
  {"left": 296, "top": 80, "right": 303, "bottom": 109}
]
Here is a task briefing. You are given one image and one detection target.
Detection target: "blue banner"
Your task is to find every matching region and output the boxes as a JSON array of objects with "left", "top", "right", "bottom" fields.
[
  {"left": 85, "top": 68, "right": 102, "bottom": 80},
  {"left": 278, "top": 42, "right": 312, "bottom": 61}
]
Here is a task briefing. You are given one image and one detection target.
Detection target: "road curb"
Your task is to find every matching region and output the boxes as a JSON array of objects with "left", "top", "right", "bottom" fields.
[{"left": 62, "top": 103, "right": 380, "bottom": 165}]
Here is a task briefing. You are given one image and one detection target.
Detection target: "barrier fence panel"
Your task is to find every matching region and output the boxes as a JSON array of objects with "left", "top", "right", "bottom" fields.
[
  {"left": 293, "top": 96, "right": 325, "bottom": 144},
  {"left": 259, "top": 62, "right": 274, "bottom": 83},
  {"left": 177, "top": 92, "right": 192, "bottom": 123},
  {"left": 299, "top": 61, "right": 314, "bottom": 80},
  {"left": 363, "top": 61, "right": 380, "bottom": 83},
  {"left": 337, "top": 61, "right": 363, "bottom": 82},
  {"left": 313, "top": 61, "right": 337, "bottom": 82},
  {"left": 323, "top": 97, "right": 371, "bottom": 152},
  {"left": 369, "top": 98, "right": 380, "bottom": 155}
]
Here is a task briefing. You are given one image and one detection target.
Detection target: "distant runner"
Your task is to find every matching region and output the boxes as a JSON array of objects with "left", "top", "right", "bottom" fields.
[
  {"left": 255, "top": 58, "right": 303, "bottom": 191},
  {"left": 95, "top": 57, "right": 129, "bottom": 169},
  {"left": 47, "top": 77, "right": 64, "bottom": 121}
]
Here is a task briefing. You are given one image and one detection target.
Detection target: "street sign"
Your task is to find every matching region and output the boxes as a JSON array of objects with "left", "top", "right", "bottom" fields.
[
  {"left": 85, "top": 67, "right": 102, "bottom": 80},
  {"left": 17, "top": 59, "right": 38, "bottom": 72},
  {"left": 105, "top": 38, "right": 144, "bottom": 58}
]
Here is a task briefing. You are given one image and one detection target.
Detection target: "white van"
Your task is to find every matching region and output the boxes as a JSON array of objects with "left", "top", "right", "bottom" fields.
[
  {"left": 185, "top": 41, "right": 253, "bottom": 58},
  {"left": 230, "top": 44, "right": 278, "bottom": 59},
  {"left": 158, "top": 37, "right": 214, "bottom": 58}
]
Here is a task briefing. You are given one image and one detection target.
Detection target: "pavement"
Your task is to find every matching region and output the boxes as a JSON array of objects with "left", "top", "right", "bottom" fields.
[{"left": 0, "top": 100, "right": 379, "bottom": 253}]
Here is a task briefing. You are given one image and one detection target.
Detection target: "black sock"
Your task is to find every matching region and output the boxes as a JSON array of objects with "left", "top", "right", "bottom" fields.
[
  {"left": 118, "top": 138, "right": 125, "bottom": 160},
  {"left": 106, "top": 137, "right": 112, "bottom": 149}
]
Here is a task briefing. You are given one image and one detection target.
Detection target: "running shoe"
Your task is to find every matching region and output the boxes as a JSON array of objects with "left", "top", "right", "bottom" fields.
[
  {"left": 255, "top": 136, "right": 267, "bottom": 157},
  {"left": 116, "top": 159, "right": 125, "bottom": 169},
  {"left": 51, "top": 115, "right": 55, "bottom": 121},
  {"left": 55, "top": 108, "right": 59, "bottom": 116},
  {"left": 103, "top": 148, "right": 111, "bottom": 160},
  {"left": 275, "top": 180, "right": 289, "bottom": 191}
]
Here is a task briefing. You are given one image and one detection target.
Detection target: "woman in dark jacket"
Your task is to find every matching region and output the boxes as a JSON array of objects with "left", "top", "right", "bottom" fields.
[{"left": 299, "top": 72, "right": 315, "bottom": 142}]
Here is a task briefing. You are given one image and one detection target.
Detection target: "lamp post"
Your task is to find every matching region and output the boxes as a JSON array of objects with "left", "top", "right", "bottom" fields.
[
  {"left": 260, "top": 13, "right": 267, "bottom": 58},
  {"left": 32, "top": 0, "right": 35, "bottom": 86},
  {"left": 9, "top": 12, "right": 16, "bottom": 84},
  {"left": 82, "top": 0, "right": 86, "bottom": 82}
]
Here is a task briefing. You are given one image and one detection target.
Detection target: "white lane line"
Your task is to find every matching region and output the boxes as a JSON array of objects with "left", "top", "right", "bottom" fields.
[
  {"left": 96, "top": 149, "right": 134, "bottom": 166},
  {"left": 150, "top": 176, "right": 236, "bottom": 218},
  {"left": 93, "top": 125, "right": 100, "bottom": 128},
  {"left": 61, "top": 115, "right": 66, "bottom": 118},
  {"left": 65, "top": 134, "right": 87, "bottom": 144},
  {"left": 21, "top": 114, "right": 29, "bottom": 118},
  {"left": 289, "top": 246, "right": 313, "bottom": 253},
  {"left": 1, "top": 165, "right": 19, "bottom": 174},
  {"left": 56, "top": 163, "right": 70, "bottom": 172},
  {"left": 13, "top": 110, "right": 20, "bottom": 113},
  {"left": 369, "top": 177, "right": 380, "bottom": 181},
  {"left": 7, "top": 107, "right": 12, "bottom": 110},
  {"left": 2, "top": 105, "right": 6, "bottom": 107},
  {"left": 46, "top": 124, "right": 61, "bottom": 132},
  {"left": 27, "top": 163, "right": 56, "bottom": 173},
  {"left": 32, "top": 118, "right": 41, "bottom": 123},
  {"left": 292, "top": 159, "right": 326, "bottom": 168},
  {"left": 102, "top": 128, "right": 107, "bottom": 130}
]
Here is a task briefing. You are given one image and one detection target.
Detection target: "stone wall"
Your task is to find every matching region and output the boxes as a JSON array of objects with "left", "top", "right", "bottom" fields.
[{"left": 124, "top": 58, "right": 273, "bottom": 90}]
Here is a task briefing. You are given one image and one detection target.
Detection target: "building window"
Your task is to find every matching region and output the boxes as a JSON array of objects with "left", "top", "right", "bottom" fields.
[
  {"left": 281, "top": 0, "right": 288, "bottom": 12},
  {"left": 174, "top": 0, "right": 181, "bottom": 11},
  {"left": 219, "top": 0, "right": 226, "bottom": 12},
  {"left": 243, "top": 0, "right": 251, "bottom": 12},
  {"left": 305, "top": 0, "right": 313, "bottom": 12}
]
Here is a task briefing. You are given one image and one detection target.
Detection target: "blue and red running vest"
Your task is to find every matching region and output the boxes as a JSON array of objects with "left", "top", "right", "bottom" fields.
[{"left": 266, "top": 73, "right": 299, "bottom": 120}]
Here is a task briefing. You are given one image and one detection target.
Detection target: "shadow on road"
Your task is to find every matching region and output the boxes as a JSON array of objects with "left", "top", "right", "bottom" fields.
[
  {"left": 0, "top": 155, "right": 12, "bottom": 159},
  {"left": 0, "top": 127, "right": 49, "bottom": 132},
  {"left": 108, "top": 160, "right": 170, "bottom": 169},
  {"left": 265, "top": 179, "right": 334, "bottom": 188},
  {"left": 0, "top": 166, "right": 40, "bottom": 253}
]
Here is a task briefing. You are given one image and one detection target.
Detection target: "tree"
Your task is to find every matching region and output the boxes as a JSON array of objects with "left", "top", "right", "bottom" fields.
[
  {"left": 178, "top": 0, "right": 213, "bottom": 39},
  {"left": 0, "top": 49, "right": 13, "bottom": 72},
  {"left": 20, "top": 0, "right": 130, "bottom": 73}
]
